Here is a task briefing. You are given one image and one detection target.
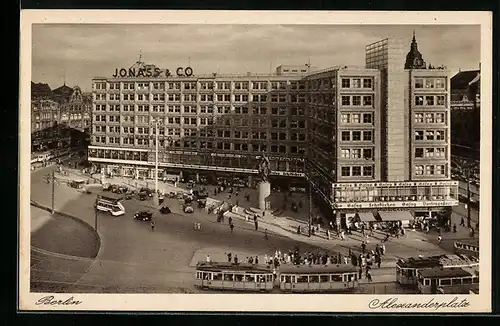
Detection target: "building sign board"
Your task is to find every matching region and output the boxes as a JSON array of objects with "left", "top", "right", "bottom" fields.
[
  {"left": 332, "top": 181, "right": 458, "bottom": 189},
  {"left": 112, "top": 67, "right": 193, "bottom": 78},
  {"left": 332, "top": 200, "right": 459, "bottom": 209}
]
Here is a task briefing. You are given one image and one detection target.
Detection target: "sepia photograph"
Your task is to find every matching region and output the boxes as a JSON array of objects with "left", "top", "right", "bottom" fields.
[{"left": 19, "top": 11, "right": 492, "bottom": 312}]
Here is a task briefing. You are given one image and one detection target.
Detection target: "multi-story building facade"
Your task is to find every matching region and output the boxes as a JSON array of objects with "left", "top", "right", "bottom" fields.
[
  {"left": 89, "top": 62, "right": 309, "bottom": 182},
  {"left": 53, "top": 84, "right": 92, "bottom": 132},
  {"left": 307, "top": 35, "right": 457, "bottom": 226},
  {"left": 88, "top": 34, "right": 459, "bottom": 225}
]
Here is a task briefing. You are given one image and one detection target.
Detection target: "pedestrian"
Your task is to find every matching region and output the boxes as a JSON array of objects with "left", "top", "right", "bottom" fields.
[
  {"left": 358, "top": 267, "right": 363, "bottom": 280},
  {"left": 326, "top": 229, "right": 330, "bottom": 240},
  {"left": 367, "top": 270, "right": 372, "bottom": 282},
  {"left": 376, "top": 255, "right": 381, "bottom": 268},
  {"left": 233, "top": 255, "right": 238, "bottom": 264},
  {"left": 151, "top": 221, "right": 155, "bottom": 231},
  {"left": 254, "top": 220, "right": 258, "bottom": 231},
  {"left": 365, "top": 265, "right": 371, "bottom": 279},
  {"left": 228, "top": 216, "right": 233, "bottom": 225},
  {"left": 383, "top": 233, "right": 390, "bottom": 242},
  {"left": 230, "top": 223, "right": 234, "bottom": 233},
  {"left": 255, "top": 256, "right": 259, "bottom": 264},
  {"left": 341, "top": 230, "right": 345, "bottom": 241},
  {"left": 297, "top": 225, "right": 301, "bottom": 235},
  {"left": 460, "top": 217, "right": 465, "bottom": 227},
  {"left": 343, "top": 256, "right": 349, "bottom": 265},
  {"left": 453, "top": 223, "right": 457, "bottom": 233},
  {"left": 381, "top": 243, "right": 386, "bottom": 255},
  {"left": 264, "top": 229, "right": 269, "bottom": 240},
  {"left": 361, "top": 241, "right": 366, "bottom": 254},
  {"left": 437, "top": 234, "right": 442, "bottom": 243},
  {"left": 249, "top": 256, "right": 254, "bottom": 264},
  {"left": 206, "top": 254, "right": 211, "bottom": 263}
]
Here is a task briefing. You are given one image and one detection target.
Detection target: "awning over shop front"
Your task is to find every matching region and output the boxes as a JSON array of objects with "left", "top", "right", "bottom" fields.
[
  {"left": 357, "top": 212, "right": 376, "bottom": 222},
  {"left": 378, "top": 210, "right": 414, "bottom": 222}
]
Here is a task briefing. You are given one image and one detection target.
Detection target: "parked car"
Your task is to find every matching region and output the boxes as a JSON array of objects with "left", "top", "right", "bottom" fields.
[
  {"left": 169, "top": 192, "right": 176, "bottom": 198},
  {"left": 139, "top": 187, "right": 153, "bottom": 197},
  {"left": 102, "top": 183, "right": 112, "bottom": 191},
  {"left": 183, "top": 205, "right": 194, "bottom": 213},
  {"left": 176, "top": 191, "right": 185, "bottom": 199},
  {"left": 160, "top": 206, "right": 171, "bottom": 214},
  {"left": 134, "top": 211, "right": 153, "bottom": 221},
  {"left": 139, "top": 193, "right": 148, "bottom": 201}
]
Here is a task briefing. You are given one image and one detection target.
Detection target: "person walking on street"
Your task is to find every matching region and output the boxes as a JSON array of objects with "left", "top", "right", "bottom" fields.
[
  {"left": 226, "top": 252, "right": 232, "bottom": 262},
  {"left": 460, "top": 217, "right": 465, "bottom": 227},
  {"left": 358, "top": 267, "right": 363, "bottom": 280},
  {"left": 228, "top": 216, "right": 233, "bottom": 225},
  {"left": 230, "top": 222, "right": 234, "bottom": 233},
  {"left": 361, "top": 241, "right": 366, "bottom": 254},
  {"left": 341, "top": 230, "right": 345, "bottom": 241},
  {"left": 254, "top": 220, "right": 259, "bottom": 231},
  {"left": 326, "top": 229, "right": 330, "bottom": 240},
  {"left": 264, "top": 229, "right": 269, "bottom": 240},
  {"left": 367, "top": 270, "right": 373, "bottom": 282},
  {"left": 437, "top": 234, "right": 442, "bottom": 243},
  {"left": 151, "top": 221, "right": 155, "bottom": 231}
]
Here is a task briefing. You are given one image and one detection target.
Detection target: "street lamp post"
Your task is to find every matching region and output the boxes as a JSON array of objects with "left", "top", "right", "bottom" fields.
[
  {"left": 151, "top": 118, "right": 163, "bottom": 206},
  {"left": 308, "top": 180, "right": 312, "bottom": 237},
  {"left": 94, "top": 200, "right": 98, "bottom": 232}
]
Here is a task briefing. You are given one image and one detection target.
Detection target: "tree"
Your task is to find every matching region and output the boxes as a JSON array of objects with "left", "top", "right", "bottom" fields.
[{"left": 452, "top": 157, "right": 479, "bottom": 228}]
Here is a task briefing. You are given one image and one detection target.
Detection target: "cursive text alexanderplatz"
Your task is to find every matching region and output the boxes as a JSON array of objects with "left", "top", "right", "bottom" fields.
[
  {"left": 369, "top": 296, "right": 470, "bottom": 311},
  {"left": 35, "top": 296, "right": 82, "bottom": 306}
]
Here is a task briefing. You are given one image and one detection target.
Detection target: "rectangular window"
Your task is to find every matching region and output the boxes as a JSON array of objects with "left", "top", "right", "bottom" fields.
[
  {"left": 352, "top": 96, "right": 361, "bottom": 106},
  {"left": 352, "top": 166, "right": 362, "bottom": 176},
  {"left": 341, "top": 114, "right": 350, "bottom": 124},
  {"left": 352, "top": 79, "right": 361, "bottom": 88},
  {"left": 426, "top": 113, "right": 434, "bottom": 123},
  {"left": 363, "top": 95, "right": 372, "bottom": 106},
  {"left": 426, "top": 130, "right": 435, "bottom": 140},
  {"left": 362, "top": 131, "right": 372, "bottom": 141},
  {"left": 341, "top": 131, "right": 350, "bottom": 141},
  {"left": 341, "top": 96, "right": 350, "bottom": 106},
  {"left": 363, "top": 148, "right": 373, "bottom": 159},
  {"left": 426, "top": 165, "right": 435, "bottom": 175},
  {"left": 351, "top": 114, "right": 360, "bottom": 123},
  {"left": 425, "top": 79, "right": 435, "bottom": 88},
  {"left": 435, "top": 78, "right": 446, "bottom": 89},
  {"left": 436, "top": 165, "right": 445, "bottom": 175},
  {"left": 363, "top": 166, "right": 373, "bottom": 176},
  {"left": 363, "top": 113, "right": 373, "bottom": 124},
  {"left": 415, "top": 78, "right": 424, "bottom": 88},
  {"left": 415, "top": 165, "right": 424, "bottom": 175},
  {"left": 415, "top": 148, "right": 424, "bottom": 158},
  {"left": 437, "top": 95, "right": 446, "bottom": 106},
  {"left": 341, "top": 167, "right": 350, "bottom": 176},
  {"left": 341, "top": 149, "right": 350, "bottom": 158},
  {"left": 363, "top": 78, "right": 372, "bottom": 89},
  {"left": 425, "top": 148, "right": 434, "bottom": 158},
  {"left": 415, "top": 113, "right": 424, "bottom": 123},
  {"left": 352, "top": 131, "right": 361, "bottom": 141},
  {"left": 341, "top": 79, "right": 351, "bottom": 88},
  {"left": 436, "top": 148, "right": 446, "bottom": 158},
  {"left": 415, "top": 130, "right": 424, "bottom": 140},
  {"left": 415, "top": 96, "right": 424, "bottom": 106},
  {"left": 435, "top": 113, "right": 445, "bottom": 123},
  {"left": 425, "top": 96, "right": 435, "bottom": 106},
  {"left": 436, "top": 130, "right": 445, "bottom": 141},
  {"left": 351, "top": 149, "right": 361, "bottom": 159}
]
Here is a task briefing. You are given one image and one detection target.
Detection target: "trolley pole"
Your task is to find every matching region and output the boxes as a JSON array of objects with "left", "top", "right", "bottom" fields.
[{"left": 51, "top": 170, "right": 55, "bottom": 215}]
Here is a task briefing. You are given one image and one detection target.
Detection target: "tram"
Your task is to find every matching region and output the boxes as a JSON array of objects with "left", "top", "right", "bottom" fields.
[
  {"left": 195, "top": 262, "right": 274, "bottom": 292},
  {"left": 194, "top": 262, "right": 359, "bottom": 293},
  {"left": 278, "top": 265, "right": 358, "bottom": 293},
  {"left": 417, "top": 266, "right": 479, "bottom": 294},
  {"left": 396, "top": 254, "right": 478, "bottom": 287},
  {"left": 454, "top": 239, "right": 479, "bottom": 259}
]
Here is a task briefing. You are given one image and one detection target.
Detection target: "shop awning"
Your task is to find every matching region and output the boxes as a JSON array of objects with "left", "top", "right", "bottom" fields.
[
  {"left": 357, "top": 212, "right": 376, "bottom": 222},
  {"left": 378, "top": 210, "right": 414, "bottom": 222}
]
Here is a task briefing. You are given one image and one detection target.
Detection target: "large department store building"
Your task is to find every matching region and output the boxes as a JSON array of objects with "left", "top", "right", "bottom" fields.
[{"left": 88, "top": 35, "right": 459, "bottom": 225}]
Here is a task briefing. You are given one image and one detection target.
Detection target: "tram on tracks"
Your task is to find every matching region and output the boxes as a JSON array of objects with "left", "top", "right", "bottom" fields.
[
  {"left": 454, "top": 239, "right": 479, "bottom": 259},
  {"left": 396, "top": 254, "right": 478, "bottom": 287},
  {"left": 194, "top": 262, "right": 359, "bottom": 293},
  {"left": 417, "top": 266, "right": 479, "bottom": 294}
]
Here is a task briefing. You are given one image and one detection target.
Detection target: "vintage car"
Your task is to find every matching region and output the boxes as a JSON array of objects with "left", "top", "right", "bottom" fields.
[
  {"left": 134, "top": 211, "right": 153, "bottom": 221},
  {"left": 160, "top": 206, "right": 171, "bottom": 214},
  {"left": 102, "top": 183, "right": 112, "bottom": 191},
  {"left": 69, "top": 180, "right": 86, "bottom": 189},
  {"left": 181, "top": 204, "right": 194, "bottom": 213}
]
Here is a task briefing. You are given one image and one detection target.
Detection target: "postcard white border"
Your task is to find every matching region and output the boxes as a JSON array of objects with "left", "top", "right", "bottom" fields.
[{"left": 19, "top": 10, "right": 493, "bottom": 312}]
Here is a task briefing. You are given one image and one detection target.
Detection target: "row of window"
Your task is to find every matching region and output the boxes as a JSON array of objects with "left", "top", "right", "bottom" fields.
[
  {"left": 92, "top": 136, "right": 306, "bottom": 154},
  {"left": 341, "top": 78, "right": 373, "bottom": 89},
  {"left": 414, "top": 130, "right": 446, "bottom": 141},
  {"left": 95, "top": 81, "right": 306, "bottom": 91},
  {"left": 340, "top": 130, "right": 373, "bottom": 142},
  {"left": 414, "top": 147, "right": 447, "bottom": 159},
  {"left": 94, "top": 93, "right": 311, "bottom": 103},
  {"left": 340, "top": 113, "right": 373, "bottom": 124},
  {"left": 414, "top": 95, "right": 446, "bottom": 106},
  {"left": 414, "top": 78, "right": 446, "bottom": 89},
  {"left": 341, "top": 95, "right": 373, "bottom": 106},
  {"left": 414, "top": 112, "right": 446, "bottom": 124},
  {"left": 414, "top": 164, "right": 447, "bottom": 176},
  {"left": 93, "top": 104, "right": 307, "bottom": 116},
  {"left": 340, "top": 148, "right": 374, "bottom": 160},
  {"left": 340, "top": 165, "right": 374, "bottom": 177}
]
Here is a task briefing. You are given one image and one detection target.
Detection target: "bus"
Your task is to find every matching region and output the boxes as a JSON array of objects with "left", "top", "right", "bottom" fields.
[
  {"left": 96, "top": 194, "right": 125, "bottom": 216},
  {"left": 417, "top": 267, "right": 479, "bottom": 294},
  {"left": 454, "top": 239, "right": 479, "bottom": 259},
  {"left": 396, "top": 254, "right": 479, "bottom": 287},
  {"left": 194, "top": 262, "right": 274, "bottom": 292},
  {"left": 278, "top": 265, "right": 359, "bottom": 293}
]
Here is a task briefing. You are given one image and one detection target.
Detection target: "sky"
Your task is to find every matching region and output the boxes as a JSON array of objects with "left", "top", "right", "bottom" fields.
[{"left": 31, "top": 24, "right": 481, "bottom": 92}]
